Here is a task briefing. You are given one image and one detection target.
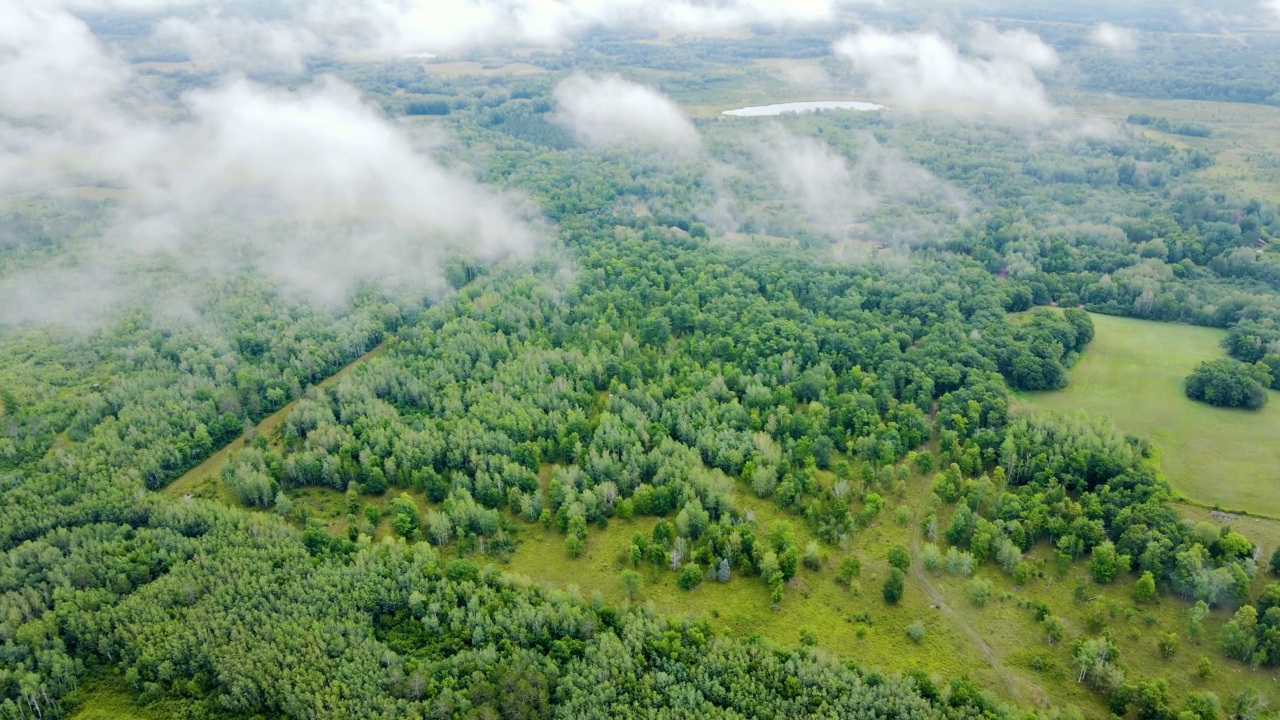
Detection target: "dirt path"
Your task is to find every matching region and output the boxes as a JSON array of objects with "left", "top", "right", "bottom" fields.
[
  {"left": 909, "top": 520, "right": 1047, "bottom": 708},
  {"left": 164, "top": 338, "right": 390, "bottom": 498}
]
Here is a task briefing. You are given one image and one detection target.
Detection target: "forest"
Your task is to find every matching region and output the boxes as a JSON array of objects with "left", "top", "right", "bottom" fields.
[{"left": 4, "top": 1, "right": 1280, "bottom": 719}]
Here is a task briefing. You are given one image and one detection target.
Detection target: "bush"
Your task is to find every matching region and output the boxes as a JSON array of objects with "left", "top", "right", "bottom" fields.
[
  {"left": 1184, "top": 359, "right": 1270, "bottom": 409},
  {"left": 945, "top": 547, "right": 975, "bottom": 577},
  {"left": 837, "top": 555, "right": 862, "bottom": 584},
  {"left": 969, "top": 577, "right": 993, "bottom": 607},
  {"left": 906, "top": 620, "right": 926, "bottom": 644},
  {"left": 678, "top": 564, "right": 703, "bottom": 590},
  {"left": 883, "top": 568, "right": 905, "bottom": 604},
  {"left": 887, "top": 544, "right": 911, "bottom": 572},
  {"left": 1134, "top": 571, "right": 1157, "bottom": 604},
  {"left": 921, "top": 543, "right": 942, "bottom": 573},
  {"left": 803, "top": 541, "right": 823, "bottom": 570}
]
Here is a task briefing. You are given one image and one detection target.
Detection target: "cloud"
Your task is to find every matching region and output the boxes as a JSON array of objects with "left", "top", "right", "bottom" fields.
[
  {"left": 1265, "top": 0, "right": 1280, "bottom": 22},
  {"left": 734, "top": 127, "right": 966, "bottom": 234},
  {"left": 0, "top": 2, "right": 542, "bottom": 324},
  {"left": 833, "top": 24, "right": 1060, "bottom": 123},
  {"left": 1088, "top": 23, "right": 1138, "bottom": 54},
  {"left": 552, "top": 73, "right": 701, "bottom": 154},
  {"left": 129, "top": 0, "right": 845, "bottom": 69}
]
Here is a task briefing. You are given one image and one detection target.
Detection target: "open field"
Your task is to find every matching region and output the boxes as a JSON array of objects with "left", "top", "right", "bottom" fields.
[
  {"left": 1073, "top": 93, "right": 1280, "bottom": 198},
  {"left": 1014, "top": 313, "right": 1280, "bottom": 517}
]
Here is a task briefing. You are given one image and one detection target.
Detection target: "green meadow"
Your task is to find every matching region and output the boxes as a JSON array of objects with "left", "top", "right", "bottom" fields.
[{"left": 1014, "top": 313, "right": 1280, "bottom": 517}]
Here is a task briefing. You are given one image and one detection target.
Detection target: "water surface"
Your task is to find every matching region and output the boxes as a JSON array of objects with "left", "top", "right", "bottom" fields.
[{"left": 723, "top": 100, "right": 887, "bottom": 117}]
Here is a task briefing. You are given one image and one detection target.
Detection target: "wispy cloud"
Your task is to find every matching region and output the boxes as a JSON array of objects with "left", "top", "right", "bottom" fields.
[
  {"left": 833, "top": 23, "right": 1060, "bottom": 123},
  {"left": 552, "top": 74, "right": 701, "bottom": 154}
]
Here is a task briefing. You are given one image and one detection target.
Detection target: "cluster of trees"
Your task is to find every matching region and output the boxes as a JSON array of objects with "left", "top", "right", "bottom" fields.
[
  {"left": 1184, "top": 359, "right": 1271, "bottom": 409},
  {"left": 1125, "top": 114, "right": 1212, "bottom": 138}
]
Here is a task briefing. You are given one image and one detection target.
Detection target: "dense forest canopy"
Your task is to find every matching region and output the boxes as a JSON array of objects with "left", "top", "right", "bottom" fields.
[{"left": 3, "top": 1, "right": 1280, "bottom": 719}]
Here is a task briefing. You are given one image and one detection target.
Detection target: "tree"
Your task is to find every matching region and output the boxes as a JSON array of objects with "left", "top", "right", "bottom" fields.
[
  {"left": 620, "top": 570, "right": 641, "bottom": 602},
  {"left": 1184, "top": 359, "right": 1270, "bottom": 409},
  {"left": 883, "top": 568, "right": 905, "bottom": 604},
  {"left": 1134, "top": 571, "right": 1157, "bottom": 604},
  {"left": 887, "top": 545, "right": 911, "bottom": 572},
  {"left": 1157, "top": 632, "right": 1179, "bottom": 658},
  {"left": 1089, "top": 540, "right": 1130, "bottom": 584},
  {"left": 905, "top": 620, "right": 926, "bottom": 644},
  {"left": 678, "top": 564, "right": 703, "bottom": 591},
  {"left": 389, "top": 493, "right": 420, "bottom": 540},
  {"left": 837, "top": 555, "right": 862, "bottom": 585},
  {"left": 1220, "top": 605, "right": 1259, "bottom": 661}
]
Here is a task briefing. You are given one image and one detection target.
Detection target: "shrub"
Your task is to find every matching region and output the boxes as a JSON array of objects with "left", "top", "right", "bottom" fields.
[
  {"left": 969, "top": 577, "right": 992, "bottom": 607},
  {"left": 945, "top": 547, "right": 975, "bottom": 577},
  {"left": 921, "top": 543, "right": 942, "bottom": 573},
  {"left": 906, "top": 620, "right": 926, "bottom": 644},
  {"left": 1134, "top": 571, "right": 1157, "bottom": 604},
  {"left": 837, "top": 555, "right": 862, "bottom": 584},
  {"left": 803, "top": 541, "right": 823, "bottom": 570}
]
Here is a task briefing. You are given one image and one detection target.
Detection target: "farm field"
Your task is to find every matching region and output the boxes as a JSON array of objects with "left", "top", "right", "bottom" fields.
[{"left": 1014, "top": 313, "right": 1280, "bottom": 517}]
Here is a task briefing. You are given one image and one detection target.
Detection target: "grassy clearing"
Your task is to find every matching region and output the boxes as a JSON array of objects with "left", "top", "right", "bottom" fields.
[
  {"left": 1013, "top": 313, "right": 1280, "bottom": 517},
  {"left": 66, "top": 670, "right": 186, "bottom": 720},
  {"left": 1073, "top": 92, "right": 1280, "bottom": 198}
]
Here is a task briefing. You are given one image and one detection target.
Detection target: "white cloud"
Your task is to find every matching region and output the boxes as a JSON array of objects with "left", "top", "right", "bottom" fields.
[
  {"left": 1088, "top": 23, "right": 1138, "bottom": 54},
  {"left": 135, "top": 0, "right": 845, "bottom": 69},
  {"left": 833, "top": 24, "right": 1060, "bottom": 123},
  {"left": 552, "top": 73, "right": 701, "bottom": 154},
  {"left": 0, "top": 1, "right": 543, "bottom": 323},
  {"left": 1265, "top": 0, "right": 1280, "bottom": 22},
  {"left": 741, "top": 127, "right": 966, "bottom": 231}
]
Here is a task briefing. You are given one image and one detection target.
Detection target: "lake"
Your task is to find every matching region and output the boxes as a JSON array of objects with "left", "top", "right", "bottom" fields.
[{"left": 722, "top": 100, "right": 887, "bottom": 117}]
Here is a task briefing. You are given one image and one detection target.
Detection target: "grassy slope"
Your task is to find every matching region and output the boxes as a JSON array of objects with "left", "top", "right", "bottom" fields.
[
  {"left": 1013, "top": 312, "right": 1280, "bottom": 518},
  {"left": 492, "top": 467, "right": 1280, "bottom": 715}
]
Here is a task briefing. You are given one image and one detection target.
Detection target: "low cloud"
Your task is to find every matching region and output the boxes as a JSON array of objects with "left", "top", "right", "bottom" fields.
[
  {"left": 0, "top": 2, "right": 542, "bottom": 324},
  {"left": 1265, "top": 0, "right": 1280, "bottom": 22},
  {"left": 121, "top": 0, "right": 845, "bottom": 70},
  {"left": 552, "top": 74, "right": 701, "bottom": 154},
  {"left": 1088, "top": 23, "right": 1138, "bottom": 54},
  {"left": 729, "top": 126, "right": 966, "bottom": 235},
  {"left": 833, "top": 24, "right": 1060, "bottom": 123}
]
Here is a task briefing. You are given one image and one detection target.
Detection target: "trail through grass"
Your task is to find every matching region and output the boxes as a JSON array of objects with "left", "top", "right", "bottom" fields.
[{"left": 1014, "top": 313, "right": 1280, "bottom": 516}]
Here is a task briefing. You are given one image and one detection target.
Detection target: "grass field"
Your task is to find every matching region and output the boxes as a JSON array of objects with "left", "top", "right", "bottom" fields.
[{"left": 1014, "top": 313, "right": 1280, "bottom": 517}]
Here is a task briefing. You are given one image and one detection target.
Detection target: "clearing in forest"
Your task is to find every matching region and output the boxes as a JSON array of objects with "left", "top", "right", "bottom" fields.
[{"left": 1013, "top": 313, "right": 1280, "bottom": 517}]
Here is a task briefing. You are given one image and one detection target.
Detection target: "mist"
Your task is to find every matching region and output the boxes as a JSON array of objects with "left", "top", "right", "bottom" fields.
[
  {"left": 1089, "top": 23, "right": 1138, "bottom": 54},
  {"left": 0, "top": 1, "right": 543, "bottom": 325},
  {"left": 833, "top": 23, "right": 1060, "bottom": 123},
  {"left": 552, "top": 74, "right": 702, "bottom": 155},
  {"left": 129, "top": 0, "right": 847, "bottom": 70}
]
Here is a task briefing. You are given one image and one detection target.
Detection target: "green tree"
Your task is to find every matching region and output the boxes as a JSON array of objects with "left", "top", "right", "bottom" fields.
[
  {"left": 887, "top": 544, "right": 910, "bottom": 572},
  {"left": 1134, "top": 571, "right": 1157, "bottom": 604},
  {"left": 883, "top": 568, "right": 906, "bottom": 604},
  {"left": 620, "top": 570, "right": 641, "bottom": 602}
]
